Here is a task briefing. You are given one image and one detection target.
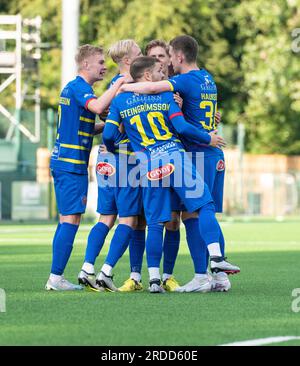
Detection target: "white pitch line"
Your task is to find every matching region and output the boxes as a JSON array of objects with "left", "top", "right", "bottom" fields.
[
  {"left": 0, "top": 238, "right": 86, "bottom": 243},
  {"left": 219, "top": 336, "right": 300, "bottom": 346},
  {"left": 0, "top": 225, "right": 92, "bottom": 234}
]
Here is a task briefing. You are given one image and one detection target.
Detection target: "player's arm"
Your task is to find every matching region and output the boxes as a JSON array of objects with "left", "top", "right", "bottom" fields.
[
  {"left": 173, "top": 92, "right": 183, "bottom": 109},
  {"left": 120, "top": 80, "right": 171, "bottom": 94},
  {"left": 94, "top": 122, "right": 105, "bottom": 135},
  {"left": 170, "top": 112, "right": 211, "bottom": 144},
  {"left": 102, "top": 100, "right": 123, "bottom": 152},
  {"left": 168, "top": 101, "right": 226, "bottom": 147},
  {"left": 102, "top": 122, "right": 123, "bottom": 152},
  {"left": 87, "top": 77, "right": 127, "bottom": 114},
  {"left": 215, "top": 111, "right": 221, "bottom": 125}
]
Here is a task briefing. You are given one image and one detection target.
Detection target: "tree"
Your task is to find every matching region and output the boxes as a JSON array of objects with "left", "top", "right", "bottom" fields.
[{"left": 234, "top": 0, "right": 300, "bottom": 154}]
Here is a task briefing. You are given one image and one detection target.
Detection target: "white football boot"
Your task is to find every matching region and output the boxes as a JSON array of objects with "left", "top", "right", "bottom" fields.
[
  {"left": 45, "top": 276, "right": 83, "bottom": 291},
  {"left": 211, "top": 271, "right": 231, "bottom": 292},
  {"left": 175, "top": 274, "right": 212, "bottom": 293},
  {"left": 78, "top": 270, "right": 105, "bottom": 292},
  {"left": 210, "top": 256, "right": 240, "bottom": 275},
  {"left": 96, "top": 271, "right": 118, "bottom": 292},
  {"left": 149, "top": 279, "right": 165, "bottom": 293}
]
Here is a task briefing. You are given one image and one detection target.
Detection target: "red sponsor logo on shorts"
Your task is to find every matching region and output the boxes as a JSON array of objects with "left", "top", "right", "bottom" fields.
[
  {"left": 147, "top": 163, "right": 175, "bottom": 181},
  {"left": 216, "top": 159, "right": 225, "bottom": 171},
  {"left": 82, "top": 196, "right": 87, "bottom": 206},
  {"left": 96, "top": 162, "right": 116, "bottom": 176}
]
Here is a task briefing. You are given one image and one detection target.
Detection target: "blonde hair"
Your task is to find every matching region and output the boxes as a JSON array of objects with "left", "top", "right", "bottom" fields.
[
  {"left": 108, "top": 39, "right": 138, "bottom": 64},
  {"left": 75, "top": 44, "right": 103, "bottom": 69}
]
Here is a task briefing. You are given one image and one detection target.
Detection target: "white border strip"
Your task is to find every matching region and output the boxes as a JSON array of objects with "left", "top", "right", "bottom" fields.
[{"left": 220, "top": 336, "right": 300, "bottom": 346}]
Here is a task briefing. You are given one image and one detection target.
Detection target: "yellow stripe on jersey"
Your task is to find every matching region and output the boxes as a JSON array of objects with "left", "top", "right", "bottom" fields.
[
  {"left": 174, "top": 139, "right": 181, "bottom": 143},
  {"left": 115, "top": 149, "right": 135, "bottom": 156},
  {"left": 119, "top": 138, "right": 130, "bottom": 144},
  {"left": 58, "top": 158, "right": 86, "bottom": 165},
  {"left": 80, "top": 116, "right": 95, "bottom": 123},
  {"left": 166, "top": 80, "right": 174, "bottom": 92},
  {"left": 106, "top": 119, "right": 120, "bottom": 127},
  {"left": 60, "top": 143, "right": 89, "bottom": 151},
  {"left": 78, "top": 131, "right": 94, "bottom": 137}
]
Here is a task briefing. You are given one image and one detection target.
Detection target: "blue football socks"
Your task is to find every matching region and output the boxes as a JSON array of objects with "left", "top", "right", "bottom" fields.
[
  {"left": 183, "top": 218, "right": 207, "bottom": 274},
  {"left": 51, "top": 222, "right": 79, "bottom": 275},
  {"left": 163, "top": 229, "right": 180, "bottom": 274},
  {"left": 198, "top": 202, "right": 220, "bottom": 246},
  {"left": 129, "top": 229, "right": 146, "bottom": 273},
  {"left": 84, "top": 222, "right": 110, "bottom": 265},
  {"left": 105, "top": 224, "right": 133, "bottom": 267},
  {"left": 146, "top": 224, "right": 164, "bottom": 268}
]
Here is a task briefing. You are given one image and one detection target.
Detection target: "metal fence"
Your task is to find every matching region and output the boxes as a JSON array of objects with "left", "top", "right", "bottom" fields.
[{"left": 1, "top": 161, "right": 300, "bottom": 221}]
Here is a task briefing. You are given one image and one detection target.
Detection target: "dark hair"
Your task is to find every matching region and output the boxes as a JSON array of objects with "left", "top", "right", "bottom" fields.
[
  {"left": 145, "top": 39, "right": 169, "bottom": 56},
  {"left": 169, "top": 35, "right": 198, "bottom": 63},
  {"left": 130, "top": 56, "right": 158, "bottom": 81}
]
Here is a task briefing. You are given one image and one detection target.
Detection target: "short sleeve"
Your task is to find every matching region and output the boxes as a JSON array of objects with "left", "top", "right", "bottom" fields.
[
  {"left": 106, "top": 97, "right": 121, "bottom": 127},
  {"left": 167, "top": 94, "right": 183, "bottom": 119},
  {"left": 72, "top": 85, "right": 97, "bottom": 109},
  {"left": 167, "top": 74, "right": 187, "bottom": 94}
]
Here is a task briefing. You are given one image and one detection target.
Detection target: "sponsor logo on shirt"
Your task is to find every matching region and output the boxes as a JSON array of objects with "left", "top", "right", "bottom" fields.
[
  {"left": 147, "top": 163, "right": 175, "bottom": 181},
  {"left": 148, "top": 141, "right": 178, "bottom": 159},
  {"left": 200, "top": 74, "right": 217, "bottom": 91},
  {"left": 59, "top": 97, "right": 70, "bottom": 105},
  {"left": 96, "top": 162, "right": 116, "bottom": 176},
  {"left": 126, "top": 94, "right": 162, "bottom": 106},
  {"left": 216, "top": 159, "right": 225, "bottom": 171}
]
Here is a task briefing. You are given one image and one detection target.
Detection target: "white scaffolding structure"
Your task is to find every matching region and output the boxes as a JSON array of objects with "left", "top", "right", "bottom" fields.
[{"left": 0, "top": 14, "right": 41, "bottom": 144}]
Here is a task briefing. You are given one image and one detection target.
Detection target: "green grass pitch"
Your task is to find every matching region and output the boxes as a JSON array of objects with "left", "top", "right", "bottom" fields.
[{"left": 1, "top": 220, "right": 300, "bottom": 346}]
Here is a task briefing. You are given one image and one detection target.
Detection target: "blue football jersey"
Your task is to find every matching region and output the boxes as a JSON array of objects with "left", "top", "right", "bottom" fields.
[
  {"left": 105, "top": 91, "right": 185, "bottom": 164},
  {"left": 50, "top": 76, "right": 97, "bottom": 174},
  {"left": 107, "top": 74, "right": 134, "bottom": 154},
  {"left": 167, "top": 69, "right": 221, "bottom": 156},
  {"left": 108, "top": 73, "right": 122, "bottom": 88}
]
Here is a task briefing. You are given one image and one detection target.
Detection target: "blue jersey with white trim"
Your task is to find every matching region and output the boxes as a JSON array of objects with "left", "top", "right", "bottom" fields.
[
  {"left": 107, "top": 74, "right": 134, "bottom": 155},
  {"left": 168, "top": 69, "right": 221, "bottom": 156},
  {"left": 50, "top": 76, "right": 97, "bottom": 174},
  {"left": 109, "top": 73, "right": 122, "bottom": 88},
  {"left": 104, "top": 91, "right": 185, "bottom": 164}
]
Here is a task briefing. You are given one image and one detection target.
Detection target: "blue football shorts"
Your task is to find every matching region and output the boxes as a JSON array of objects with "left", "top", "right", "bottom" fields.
[
  {"left": 141, "top": 151, "right": 213, "bottom": 224},
  {"left": 96, "top": 152, "right": 142, "bottom": 217},
  {"left": 51, "top": 169, "right": 88, "bottom": 215}
]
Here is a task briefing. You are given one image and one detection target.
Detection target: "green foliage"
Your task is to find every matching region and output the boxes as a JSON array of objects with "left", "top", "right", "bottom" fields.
[
  {"left": 1, "top": 0, "right": 300, "bottom": 153},
  {"left": 234, "top": 0, "right": 300, "bottom": 154}
]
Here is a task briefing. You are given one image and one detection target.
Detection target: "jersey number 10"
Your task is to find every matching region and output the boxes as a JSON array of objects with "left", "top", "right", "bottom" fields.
[{"left": 130, "top": 111, "right": 173, "bottom": 147}]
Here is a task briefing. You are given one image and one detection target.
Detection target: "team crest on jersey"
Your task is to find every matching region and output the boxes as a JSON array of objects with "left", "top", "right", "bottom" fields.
[
  {"left": 147, "top": 163, "right": 175, "bottom": 181},
  {"left": 96, "top": 162, "right": 116, "bottom": 176},
  {"left": 51, "top": 143, "right": 60, "bottom": 160},
  {"left": 216, "top": 160, "right": 225, "bottom": 171}
]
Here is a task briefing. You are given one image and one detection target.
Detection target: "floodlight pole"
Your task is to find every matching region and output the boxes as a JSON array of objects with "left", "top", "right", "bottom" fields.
[
  {"left": 237, "top": 122, "right": 245, "bottom": 213},
  {"left": 61, "top": 0, "right": 79, "bottom": 89}
]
